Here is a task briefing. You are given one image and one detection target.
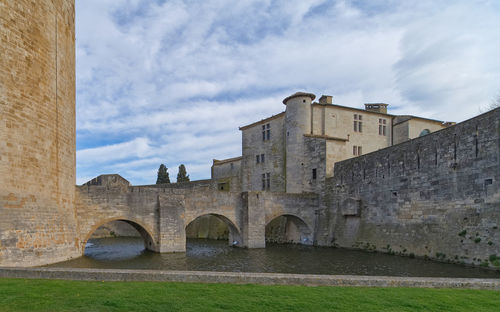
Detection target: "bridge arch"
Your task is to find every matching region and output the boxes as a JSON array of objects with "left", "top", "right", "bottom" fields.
[
  {"left": 265, "top": 214, "right": 313, "bottom": 245},
  {"left": 81, "top": 217, "right": 157, "bottom": 254},
  {"left": 185, "top": 213, "right": 243, "bottom": 247}
]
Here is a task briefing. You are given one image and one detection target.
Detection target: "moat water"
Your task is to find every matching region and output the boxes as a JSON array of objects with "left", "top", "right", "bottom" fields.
[{"left": 47, "top": 237, "right": 500, "bottom": 278}]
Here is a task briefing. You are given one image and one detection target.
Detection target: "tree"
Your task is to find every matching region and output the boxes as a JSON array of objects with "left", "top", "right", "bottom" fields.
[
  {"left": 156, "top": 164, "right": 170, "bottom": 184},
  {"left": 177, "top": 164, "right": 190, "bottom": 182}
]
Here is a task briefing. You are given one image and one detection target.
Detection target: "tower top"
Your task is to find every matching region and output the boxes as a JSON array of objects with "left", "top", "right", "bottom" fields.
[{"left": 283, "top": 92, "right": 316, "bottom": 105}]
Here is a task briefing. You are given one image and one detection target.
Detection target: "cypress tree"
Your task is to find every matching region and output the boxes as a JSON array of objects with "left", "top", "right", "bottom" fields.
[
  {"left": 177, "top": 164, "right": 190, "bottom": 182},
  {"left": 156, "top": 164, "right": 170, "bottom": 184}
]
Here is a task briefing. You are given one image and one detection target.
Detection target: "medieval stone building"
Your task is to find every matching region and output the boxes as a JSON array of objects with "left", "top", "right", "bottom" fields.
[{"left": 212, "top": 92, "right": 453, "bottom": 194}]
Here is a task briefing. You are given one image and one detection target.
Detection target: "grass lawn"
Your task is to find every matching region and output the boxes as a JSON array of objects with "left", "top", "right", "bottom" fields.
[{"left": 0, "top": 278, "right": 499, "bottom": 311}]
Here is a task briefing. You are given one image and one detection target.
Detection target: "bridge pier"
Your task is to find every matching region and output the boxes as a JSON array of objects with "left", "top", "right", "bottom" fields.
[
  {"left": 158, "top": 194, "right": 187, "bottom": 253},
  {"left": 242, "top": 192, "right": 266, "bottom": 248}
]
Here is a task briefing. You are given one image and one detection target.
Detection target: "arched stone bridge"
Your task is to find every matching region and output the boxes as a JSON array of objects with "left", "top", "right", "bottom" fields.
[{"left": 75, "top": 175, "right": 319, "bottom": 254}]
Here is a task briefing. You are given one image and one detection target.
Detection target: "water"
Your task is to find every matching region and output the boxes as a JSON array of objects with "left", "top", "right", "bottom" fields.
[{"left": 47, "top": 237, "right": 500, "bottom": 278}]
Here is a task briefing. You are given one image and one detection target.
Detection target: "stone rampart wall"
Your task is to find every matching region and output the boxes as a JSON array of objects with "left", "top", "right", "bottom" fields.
[{"left": 326, "top": 108, "right": 499, "bottom": 268}]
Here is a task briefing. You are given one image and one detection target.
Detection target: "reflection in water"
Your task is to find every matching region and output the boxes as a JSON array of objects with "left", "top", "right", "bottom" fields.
[{"left": 48, "top": 237, "right": 500, "bottom": 278}]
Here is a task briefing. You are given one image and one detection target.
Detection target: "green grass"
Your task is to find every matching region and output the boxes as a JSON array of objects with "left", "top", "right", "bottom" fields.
[{"left": 0, "top": 278, "right": 499, "bottom": 311}]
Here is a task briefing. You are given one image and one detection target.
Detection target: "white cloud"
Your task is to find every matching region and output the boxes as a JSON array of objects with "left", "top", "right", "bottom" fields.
[
  {"left": 75, "top": 0, "right": 500, "bottom": 184},
  {"left": 77, "top": 137, "right": 154, "bottom": 165}
]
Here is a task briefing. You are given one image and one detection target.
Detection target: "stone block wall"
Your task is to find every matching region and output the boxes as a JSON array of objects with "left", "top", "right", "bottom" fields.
[
  {"left": 75, "top": 178, "right": 160, "bottom": 252},
  {"left": 185, "top": 215, "right": 229, "bottom": 240},
  {"left": 326, "top": 108, "right": 500, "bottom": 267},
  {"left": 90, "top": 220, "right": 141, "bottom": 238},
  {"left": 246, "top": 192, "right": 319, "bottom": 247},
  {"left": 241, "top": 114, "right": 286, "bottom": 192},
  {"left": 0, "top": 0, "right": 80, "bottom": 267}
]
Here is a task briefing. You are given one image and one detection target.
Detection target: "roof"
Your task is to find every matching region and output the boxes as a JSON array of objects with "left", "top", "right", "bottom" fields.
[
  {"left": 239, "top": 112, "right": 285, "bottom": 130},
  {"left": 239, "top": 100, "right": 451, "bottom": 131},
  {"left": 212, "top": 156, "right": 242, "bottom": 166},
  {"left": 313, "top": 103, "right": 449, "bottom": 124},
  {"left": 393, "top": 115, "right": 446, "bottom": 126},
  {"left": 312, "top": 102, "right": 394, "bottom": 117},
  {"left": 283, "top": 92, "right": 316, "bottom": 104}
]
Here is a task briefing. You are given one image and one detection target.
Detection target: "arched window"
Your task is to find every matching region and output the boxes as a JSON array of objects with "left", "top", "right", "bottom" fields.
[{"left": 419, "top": 129, "right": 431, "bottom": 137}]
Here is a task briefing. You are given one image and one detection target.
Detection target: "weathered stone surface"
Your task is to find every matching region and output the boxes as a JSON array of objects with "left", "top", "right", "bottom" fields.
[
  {"left": 90, "top": 220, "right": 140, "bottom": 238},
  {"left": 186, "top": 215, "right": 229, "bottom": 240},
  {"left": 325, "top": 108, "right": 500, "bottom": 268},
  {"left": 0, "top": 0, "right": 80, "bottom": 267},
  {"left": 75, "top": 177, "right": 318, "bottom": 253}
]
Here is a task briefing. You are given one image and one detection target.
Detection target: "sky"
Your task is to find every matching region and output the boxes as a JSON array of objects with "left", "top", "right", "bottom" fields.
[{"left": 75, "top": 0, "right": 500, "bottom": 185}]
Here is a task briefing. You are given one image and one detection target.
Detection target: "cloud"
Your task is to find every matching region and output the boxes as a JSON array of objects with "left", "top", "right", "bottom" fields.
[
  {"left": 75, "top": 0, "right": 500, "bottom": 185},
  {"left": 77, "top": 137, "right": 154, "bottom": 166}
]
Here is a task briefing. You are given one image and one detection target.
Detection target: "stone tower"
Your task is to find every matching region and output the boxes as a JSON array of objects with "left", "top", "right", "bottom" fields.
[
  {"left": 0, "top": 0, "right": 79, "bottom": 266},
  {"left": 283, "top": 92, "right": 316, "bottom": 193}
]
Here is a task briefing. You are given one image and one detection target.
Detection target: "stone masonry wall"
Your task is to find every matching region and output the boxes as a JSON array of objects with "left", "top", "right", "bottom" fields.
[
  {"left": 326, "top": 108, "right": 500, "bottom": 268},
  {"left": 0, "top": 0, "right": 80, "bottom": 267},
  {"left": 241, "top": 115, "right": 286, "bottom": 192}
]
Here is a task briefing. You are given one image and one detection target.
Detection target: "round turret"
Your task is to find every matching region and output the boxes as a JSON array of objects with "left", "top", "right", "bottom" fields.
[
  {"left": 283, "top": 92, "right": 315, "bottom": 193},
  {"left": 283, "top": 92, "right": 315, "bottom": 137}
]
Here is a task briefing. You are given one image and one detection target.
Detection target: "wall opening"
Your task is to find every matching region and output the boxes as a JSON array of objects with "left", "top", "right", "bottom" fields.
[
  {"left": 419, "top": 129, "right": 431, "bottom": 136},
  {"left": 83, "top": 219, "right": 156, "bottom": 260},
  {"left": 185, "top": 214, "right": 242, "bottom": 247},
  {"left": 265, "top": 214, "right": 313, "bottom": 245}
]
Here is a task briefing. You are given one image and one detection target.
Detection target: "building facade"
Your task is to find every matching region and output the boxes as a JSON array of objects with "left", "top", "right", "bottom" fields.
[{"left": 213, "top": 92, "right": 453, "bottom": 194}]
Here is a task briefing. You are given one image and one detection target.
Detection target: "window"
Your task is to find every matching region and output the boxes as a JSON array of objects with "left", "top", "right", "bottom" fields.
[
  {"left": 262, "top": 123, "right": 271, "bottom": 141},
  {"left": 218, "top": 182, "right": 229, "bottom": 191},
  {"left": 353, "top": 146, "right": 362, "bottom": 156},
  {"left": 256, "top": 155, "right": 260, "bottom": 164},
  {"left": 261, "top": 153, "right": 265, "bottom": 163},
  {"left": 354, "top": 114, "right": 362, "bottom": 132},
  {"left": 312, "top": 168, "right": 317, "bottom": 180},
  {"left": 261, "top": 172, "right": 270, "bottom": 190},
  {"left": 419, "top": 129, "right": 431, "bottom": 137},
  {"left": 256, "top": 154, "right": 265, "bottom": 164},
  {"left": 379, "top": 119, "right": 387, "bottom": 136}
]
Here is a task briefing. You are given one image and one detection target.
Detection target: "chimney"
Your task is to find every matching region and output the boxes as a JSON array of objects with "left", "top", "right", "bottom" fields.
[
  {"left": 318, "top": 95, "right": 332, "bottom": 104},
  {"left": 364, "top": 103, "right": 388, "bottom": 114}
]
